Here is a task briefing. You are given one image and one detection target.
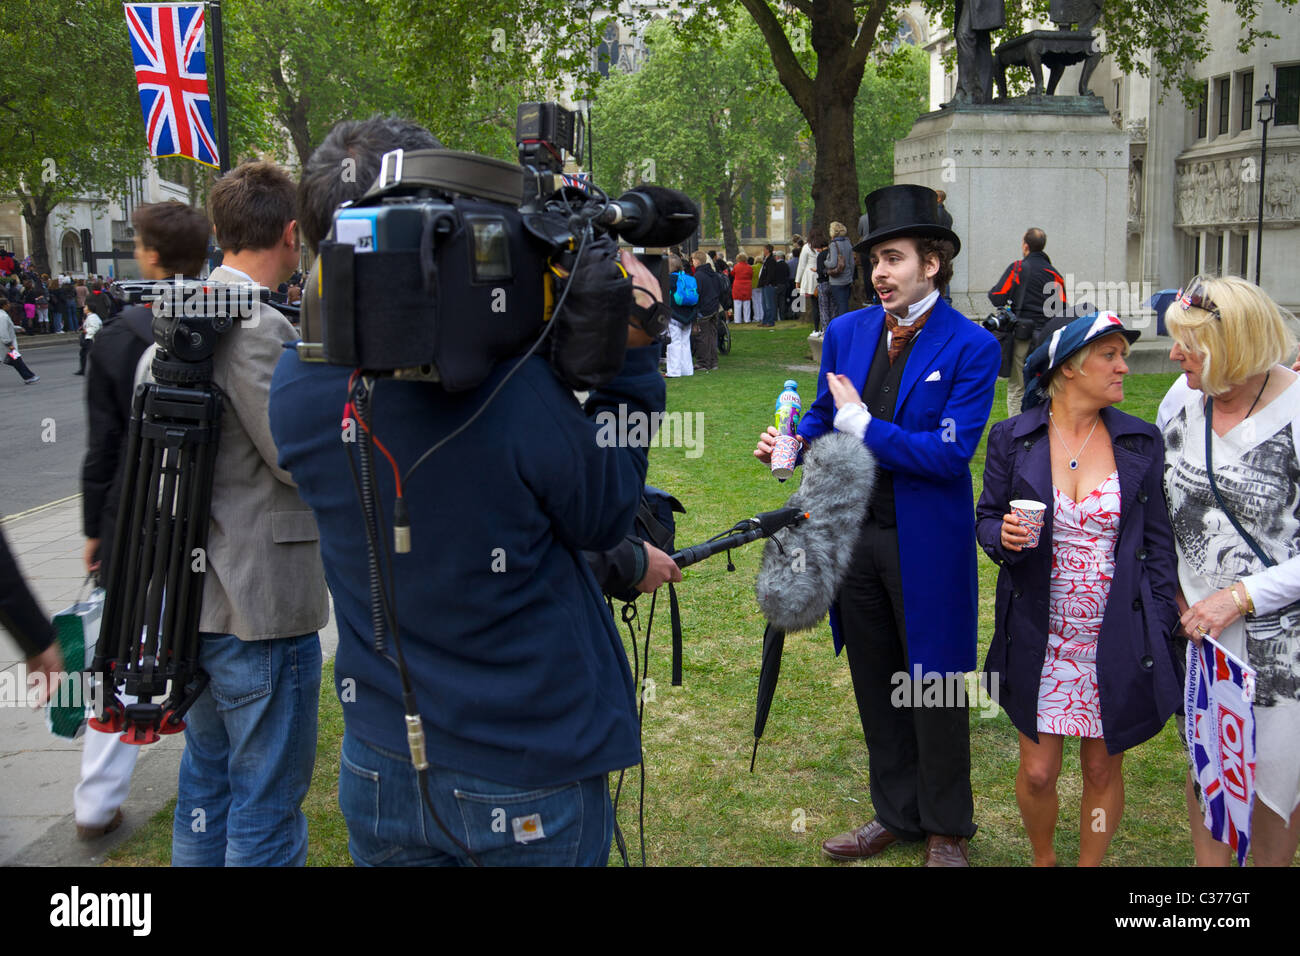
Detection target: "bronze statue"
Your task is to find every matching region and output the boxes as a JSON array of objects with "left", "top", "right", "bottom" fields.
[
  {"left": 951, "top": 0, "right": 1006, "bottom": 106},
  {"left": 993, "top": 0, "right": 1105, "bottom": 99}
]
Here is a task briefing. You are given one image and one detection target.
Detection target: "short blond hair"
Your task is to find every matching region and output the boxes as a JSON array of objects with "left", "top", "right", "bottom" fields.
[
  {"left": 1164, "top": 276, "right": 1298, "bottom": 396},
  {"left": 829, "top": 221, "right": 847, "bottom": 239},
  {"left": 1043, "top": 332, "right": 1131, "bottom": 403}
]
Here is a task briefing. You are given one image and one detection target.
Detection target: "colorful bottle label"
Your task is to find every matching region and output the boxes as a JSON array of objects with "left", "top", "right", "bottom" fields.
[{"left": 774, "top": 380, "right": 801, "bottom": 436}]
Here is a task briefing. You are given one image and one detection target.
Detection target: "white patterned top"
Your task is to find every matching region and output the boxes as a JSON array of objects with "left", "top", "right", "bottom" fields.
[{"left": 1158, "top": 371, "right": 1300, "bottom": 818}]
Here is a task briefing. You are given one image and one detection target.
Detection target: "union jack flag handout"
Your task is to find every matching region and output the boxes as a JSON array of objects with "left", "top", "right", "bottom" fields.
[
  {"left": 1185, "top": 635, "right": 1257, "bottom": 865},
  {"left": 124, "top": 3, "right": 220, "bottom": 167}
]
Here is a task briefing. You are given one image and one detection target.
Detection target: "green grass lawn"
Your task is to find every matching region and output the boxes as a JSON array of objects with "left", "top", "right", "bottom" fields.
[{"left": 109, "top": 319, "right": 1212, "bottom": 867}]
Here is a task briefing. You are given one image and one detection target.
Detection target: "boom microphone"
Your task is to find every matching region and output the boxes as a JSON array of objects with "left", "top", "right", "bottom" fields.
[
  {"left": 670, "top": 508, "right": 808, "bottom": 569},
  {"left": 598, "top": 185, "right": 700, "bottom": 247},
  {"left": 755, "top": 432, "right": 876, "bottom": 633}
]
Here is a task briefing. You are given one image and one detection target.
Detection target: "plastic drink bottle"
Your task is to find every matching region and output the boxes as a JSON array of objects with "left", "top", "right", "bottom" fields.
[{"left": 774, "top": 380, "right": 801, "bottom": 436}]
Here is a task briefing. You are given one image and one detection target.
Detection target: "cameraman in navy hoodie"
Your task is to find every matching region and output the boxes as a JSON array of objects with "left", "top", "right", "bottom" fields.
[{"left": 270, "top": 117, "right": 666, "bottom": 866}]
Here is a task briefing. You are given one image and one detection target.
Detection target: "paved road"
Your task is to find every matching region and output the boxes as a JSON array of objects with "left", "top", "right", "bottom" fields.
[{"left": 0, "top": 343, "right": 87, "bottom": 518}]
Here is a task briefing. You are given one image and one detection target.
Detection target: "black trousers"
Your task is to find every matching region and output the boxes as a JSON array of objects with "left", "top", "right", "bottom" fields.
[
  {"left": 3, "top": 352, "right": 35, "bottom": 381},
  {"left": 837, "top": 519, "right": 976, "bottom": 840}
]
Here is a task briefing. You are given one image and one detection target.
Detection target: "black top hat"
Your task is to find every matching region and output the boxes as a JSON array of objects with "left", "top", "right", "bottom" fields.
[{"left": 854, "top": 184, "right": 960, "bottom": 257}]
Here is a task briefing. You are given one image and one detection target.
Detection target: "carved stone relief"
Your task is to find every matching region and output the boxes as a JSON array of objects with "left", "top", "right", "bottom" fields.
[{"left": 1175, "top": 151, "right": 1299, "bottom": 228}]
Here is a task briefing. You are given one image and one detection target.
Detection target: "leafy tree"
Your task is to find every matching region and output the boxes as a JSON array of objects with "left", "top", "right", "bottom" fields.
[
  {"left": 374, "top": 0, "right": 614, "bottom": 160},
  {"left": 784, "top": 42, "right": 929, "bottom": 236},
  {"left": 591, "top": 17, "right": 807, "bottom": 259},
  {"left": 224, "top": 0, "right": 418, "bottom": 168},
  {"left": 0, "top": 1, "right": 148, "bottom": 273}
]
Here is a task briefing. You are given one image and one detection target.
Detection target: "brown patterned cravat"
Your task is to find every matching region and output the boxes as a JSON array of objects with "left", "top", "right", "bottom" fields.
[{"left": 885, "top": 309, "right": 931, "bottom": 364}]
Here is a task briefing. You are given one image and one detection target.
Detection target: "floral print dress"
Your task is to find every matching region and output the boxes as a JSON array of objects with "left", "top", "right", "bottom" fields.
[{"left": 1037, "top": 470, "right": 1121, "bottom": 737}]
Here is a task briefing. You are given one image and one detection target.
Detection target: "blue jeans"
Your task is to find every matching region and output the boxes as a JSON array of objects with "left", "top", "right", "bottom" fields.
[
  {"left": 760, "top": 286, "right": 777, "bottom": 325},
  {"left": 171, "top": 631, "right": 321, "bottom": 866},
  {"left": 830, "top": 283, "right": 852, "bottom": 318},
  {"left": 339, "top": 730, "right": 613, "bottom": 866}
]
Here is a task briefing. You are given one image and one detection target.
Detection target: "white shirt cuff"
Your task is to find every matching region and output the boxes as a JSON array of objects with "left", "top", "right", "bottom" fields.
[{"left": 833, "top": 402, "right": 871, "bottom": 441}]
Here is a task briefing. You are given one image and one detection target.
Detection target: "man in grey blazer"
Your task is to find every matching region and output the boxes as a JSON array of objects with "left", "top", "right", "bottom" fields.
[{"left": 169, "top": 161, "right": 329, "bottom": 866}]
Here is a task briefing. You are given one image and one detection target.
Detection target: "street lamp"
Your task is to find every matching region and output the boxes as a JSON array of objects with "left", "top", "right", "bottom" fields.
[{"left": 1254, "top": 84, "right": 1275, "bottom": 285}]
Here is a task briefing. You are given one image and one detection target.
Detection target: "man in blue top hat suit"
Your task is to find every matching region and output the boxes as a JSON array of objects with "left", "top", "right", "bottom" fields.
[{"left": 759, "top": 184, "right": 1001, "bottom": 865}]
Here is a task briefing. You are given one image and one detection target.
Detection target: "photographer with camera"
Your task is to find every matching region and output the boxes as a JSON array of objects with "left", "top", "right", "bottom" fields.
[
  {"left": 269, "top": 116, "right": 668, "bottom": 866},
  {"left": 988, "top": 227, "right": 1067, "bottom": 416},
  {"left": 164, "top": 162, "right": 330, "bottom": 867}
]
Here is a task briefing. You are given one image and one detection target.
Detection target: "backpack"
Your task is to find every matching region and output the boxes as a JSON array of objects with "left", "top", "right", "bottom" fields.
[
  {"left": 827, "top": 238, "right": 848, "bottom": 277},
  {"left": 672, "top": 271, "right": 699, "bottom": 307}
]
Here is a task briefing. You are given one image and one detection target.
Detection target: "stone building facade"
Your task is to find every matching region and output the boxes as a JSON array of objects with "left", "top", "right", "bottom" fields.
[{"left": 0, "top": 162, "right": 189, "bottom": 279}]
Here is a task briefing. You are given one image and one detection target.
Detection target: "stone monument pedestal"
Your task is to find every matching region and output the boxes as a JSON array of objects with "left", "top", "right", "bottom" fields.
[{"left": 894, "top": 99, "right": 1128, "bottom": 320}]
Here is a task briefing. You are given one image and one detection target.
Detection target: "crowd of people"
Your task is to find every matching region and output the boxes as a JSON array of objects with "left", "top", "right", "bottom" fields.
[
  {"left": 2, "top": 156, "right": 1298, "bottom": 869},
  {"left": 0, "top": 252, "right": 126, "bottom": 385}
]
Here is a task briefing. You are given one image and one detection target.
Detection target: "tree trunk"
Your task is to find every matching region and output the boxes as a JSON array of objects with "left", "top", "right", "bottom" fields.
[
  {"left": 808, "top": 98, "right": 861, "bottom": 239},
  {"left": 270, "top": 58, "right": 312, "bottom": 167},
  {"left": 716, "top": 176, "right": 740, "bottom": 261},
  {"left": 19, "top": 186, "right": 54, "bottom": 275},
  {"left": 737, "top": 0, "right": 882, "bottom": 242}
]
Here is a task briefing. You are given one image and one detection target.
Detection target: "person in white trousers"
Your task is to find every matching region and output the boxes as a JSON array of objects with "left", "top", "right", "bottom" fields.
[
  {"left": 74, "top": 702, "right": 138, "bottom": 838},
  {"left": 666, "top": 254, "right": 697, "bottom": 378}
]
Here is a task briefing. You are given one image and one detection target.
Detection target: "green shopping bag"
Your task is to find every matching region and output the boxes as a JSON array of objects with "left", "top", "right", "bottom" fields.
[{"left": 45, "top": 585, "right": 104, "bottom": 740}]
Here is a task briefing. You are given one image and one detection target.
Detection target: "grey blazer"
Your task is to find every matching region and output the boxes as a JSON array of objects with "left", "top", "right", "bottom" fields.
[{"left": 190, "top": 265, "right": 329, "bottom": 640}]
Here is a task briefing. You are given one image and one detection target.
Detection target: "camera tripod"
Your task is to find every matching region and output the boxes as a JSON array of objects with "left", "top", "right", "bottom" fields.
[{"left": 90, "top": 299, "right": 230, "bottom": 745}]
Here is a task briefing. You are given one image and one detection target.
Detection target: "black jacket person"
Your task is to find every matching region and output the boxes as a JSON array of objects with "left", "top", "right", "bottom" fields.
[{"left": 988, "top": 228, "right": 1066, "bottom": 416}]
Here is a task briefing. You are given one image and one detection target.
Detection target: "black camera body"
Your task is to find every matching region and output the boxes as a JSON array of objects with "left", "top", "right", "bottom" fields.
[
  {"left": 982, "top": 304, "right": 1016, "bottom": 334},
  {"left": 306, "top": 187, "right": 553, "bottom": 391},
  {"left": 298, "top": 103, "right": 695, "bottom": 392}
]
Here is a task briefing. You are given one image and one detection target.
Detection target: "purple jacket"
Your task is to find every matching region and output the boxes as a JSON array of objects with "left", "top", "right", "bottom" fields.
[{"left": 976, "top": 403, "right": 1183, "bottom": 754}]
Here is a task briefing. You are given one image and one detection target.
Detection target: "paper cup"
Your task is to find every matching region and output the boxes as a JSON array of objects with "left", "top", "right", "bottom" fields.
[
  {"left": 1010, "top": 499, "right": 1046, "bottom": 548},
  {"left": 770, "top": 434, "right": 801, "bottom": 481}
]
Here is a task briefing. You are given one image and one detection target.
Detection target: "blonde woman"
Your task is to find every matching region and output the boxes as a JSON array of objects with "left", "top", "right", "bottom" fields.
[
  {"left": 826, "top": 221, "right": 854, "bottom": 317},
  {"left": 1157, "top": 275, "right": 1300, "bottom": 866}
]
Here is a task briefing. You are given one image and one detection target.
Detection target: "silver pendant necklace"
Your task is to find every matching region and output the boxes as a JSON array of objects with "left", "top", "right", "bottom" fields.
[{"left": 1049, "top": 410, "right": 1100, "bottom": 470}]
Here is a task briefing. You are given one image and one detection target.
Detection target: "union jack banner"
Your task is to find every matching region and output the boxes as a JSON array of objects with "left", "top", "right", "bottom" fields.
[
  {"left": 1185, "top": 635, "right": 1257, "bottom": 865},
  {"left": 560, "top": 171, "right": 592, "bottom": 194},
  {"left": 124, "top": 3, "right": 219, "bottom": 167}
]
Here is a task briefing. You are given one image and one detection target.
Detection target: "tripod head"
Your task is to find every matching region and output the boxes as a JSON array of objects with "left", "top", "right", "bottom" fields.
[{"left": 122, "top": 278, "right": 267, "bottom": 385}]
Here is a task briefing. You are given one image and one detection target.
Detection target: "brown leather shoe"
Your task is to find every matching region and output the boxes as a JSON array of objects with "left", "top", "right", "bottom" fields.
[
  {"left": 923, "top": 834, "right": 970, "bottom": 867},
  {"left": 76, "top": 808, "right": 124, "bottom": 841},
  {"left": 821, "top": 818, "right": 899, "bottom": 861}
]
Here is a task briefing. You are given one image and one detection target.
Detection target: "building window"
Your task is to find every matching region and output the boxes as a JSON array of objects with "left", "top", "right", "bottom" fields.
[
  {"left": 1197, "top": 82, "right": 1208, "bottom": 138},
  {"left": 1191, "top": 234, "right": 1201, "bottom": 274},
  {"left": 1239, "top": 233, "right": 1250, "bottom": 277},
  {"left": 1276, "top": 65, "right": 1300, "bottom": 126},
  {"left": 1217, "top": 77, "right": 1230, "bottom": 135},
  {"left": 1214, "top": 233, "right": 1224, "bottom": 274},
  {"left": 1240, "top": 70, "right": 1254, "bottom": 131}
]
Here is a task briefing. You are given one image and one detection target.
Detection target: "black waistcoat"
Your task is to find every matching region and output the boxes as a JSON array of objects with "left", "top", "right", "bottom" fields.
[{"left": 861, "top": 322, "right": 920, "bottom": 527}]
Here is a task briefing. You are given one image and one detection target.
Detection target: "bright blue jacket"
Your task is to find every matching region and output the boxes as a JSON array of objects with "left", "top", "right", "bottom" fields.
[
  {"left": 798, "top": 298, "right": 1001, "bottom": 673},
  {"left": 269, "top": 346, "right": 664, "bottom": 787}
]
